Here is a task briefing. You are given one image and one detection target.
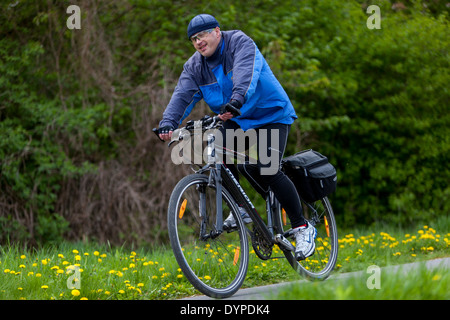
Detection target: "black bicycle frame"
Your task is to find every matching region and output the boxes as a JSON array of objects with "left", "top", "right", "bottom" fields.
[{"left": 200, "top": 131, "right": 275, "bottom": 246}]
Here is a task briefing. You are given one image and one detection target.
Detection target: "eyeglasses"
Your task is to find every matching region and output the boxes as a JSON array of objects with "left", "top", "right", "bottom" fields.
[{"left": 190, "top": 28, "right": 215, "bottom": 43}]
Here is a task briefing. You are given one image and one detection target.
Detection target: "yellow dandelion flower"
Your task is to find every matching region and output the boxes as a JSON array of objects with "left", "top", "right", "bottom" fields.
[
  {"left": 20, "top": 255, "right": 26, "bottom": 259},
  {"left": 72, "top": 250, "right": 79, "bottom": 254},
  {"left": 93, "top": 251, "right": 100, "bottom": 256},
  {"left": 71, "top": 289, "right": 80, "bottom": 297},
  {"left": 80, "top": 297, "right": 88, "bottom": 300},
  {"left": 432, "top": 274, "right": 441, "bottom": 281},
  {"left": 41, "top": 285, "right": 49, "bottom": 289}
]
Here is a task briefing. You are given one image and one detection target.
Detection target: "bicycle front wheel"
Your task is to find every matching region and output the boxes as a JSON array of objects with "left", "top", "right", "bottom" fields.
[
  {"left": 167, "top": 173, "right": 249, "bottom": 298},
  {"left": 275, "top": 196, "right": 338, "bottom": 280}
]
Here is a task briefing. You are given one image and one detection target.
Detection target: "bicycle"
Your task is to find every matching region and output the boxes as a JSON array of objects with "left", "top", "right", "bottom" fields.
[{"left": 153, "top": 115, "right": 338, "bottom": 299}]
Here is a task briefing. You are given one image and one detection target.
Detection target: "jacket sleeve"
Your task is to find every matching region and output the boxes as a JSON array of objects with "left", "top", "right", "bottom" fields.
[
  {"left": 229, "top": 31, "right": 264, "bottom": 106},
  {"left": 159, "top": 61, "right": 202, "bottom": 129}
]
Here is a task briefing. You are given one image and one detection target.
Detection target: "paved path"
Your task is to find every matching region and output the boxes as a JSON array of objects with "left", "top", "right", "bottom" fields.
[{"left": 181, "top": 257, "right": 450, "bottom": 300}]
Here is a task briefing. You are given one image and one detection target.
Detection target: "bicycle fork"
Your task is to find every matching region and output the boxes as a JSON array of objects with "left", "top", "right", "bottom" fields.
[{"left": 198, "top": 133, "right": 224, "bottom": 240}]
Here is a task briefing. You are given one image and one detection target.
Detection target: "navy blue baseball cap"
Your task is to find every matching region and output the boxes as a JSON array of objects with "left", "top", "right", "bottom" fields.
[{"left": 187, "top": 14, "right": 220, "bottom": 39}]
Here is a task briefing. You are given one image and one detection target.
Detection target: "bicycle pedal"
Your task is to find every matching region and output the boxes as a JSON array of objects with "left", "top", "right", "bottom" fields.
[
  {"left": 274, "top": 234, "right": 295, "bottom": 252},
  {"left": 224, "top": 225, "right": 238, "bottom": 233}
]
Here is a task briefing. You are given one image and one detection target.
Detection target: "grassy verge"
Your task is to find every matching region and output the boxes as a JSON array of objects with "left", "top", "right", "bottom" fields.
[
  {"left": 0, "top": 216, "right": 448, "bottom": 300},
  {"left": 270, "top": 264, "right": 449, "bottom": 300}
]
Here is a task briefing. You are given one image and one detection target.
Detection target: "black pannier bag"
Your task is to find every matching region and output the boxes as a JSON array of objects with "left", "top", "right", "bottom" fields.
[{"left": 281, "top": 149, "right": 337, "bottom": 203}]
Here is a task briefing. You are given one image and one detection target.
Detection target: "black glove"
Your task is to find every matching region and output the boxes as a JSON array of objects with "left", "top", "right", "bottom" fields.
[
  {"left": 220, "top": 99, "right": 242, "bottom": 117},
  {"left": 153, "top": 125, "right": 174, "bottom": 142},
  {"left": 158, "top": 125, "right": 174, "bottom": 134}
]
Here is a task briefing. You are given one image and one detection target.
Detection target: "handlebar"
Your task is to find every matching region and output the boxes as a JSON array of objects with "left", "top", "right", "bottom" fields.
[{"left": 152, "top": 115, "right": 224, "bottom": 145}]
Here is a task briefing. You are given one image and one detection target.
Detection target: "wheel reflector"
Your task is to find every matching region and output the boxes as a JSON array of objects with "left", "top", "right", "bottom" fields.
[
  {"left": 179, "top": 199, "right": 187, "bottom": 219},
  {"left": 324, "top": 216, "right": 330, "bottom": 237},
  {"left": 233, "top": 247, "right": 240, "bottom": 266}
]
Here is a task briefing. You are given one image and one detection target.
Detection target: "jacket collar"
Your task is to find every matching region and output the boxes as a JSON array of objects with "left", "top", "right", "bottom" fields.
[{"left": 205, "top": 36, "right": 224, "bottom": 69}]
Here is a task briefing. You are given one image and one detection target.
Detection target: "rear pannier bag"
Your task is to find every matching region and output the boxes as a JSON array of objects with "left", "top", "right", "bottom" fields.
[{"left": 282, "top": 149, "right": 337, "bottom": 203}]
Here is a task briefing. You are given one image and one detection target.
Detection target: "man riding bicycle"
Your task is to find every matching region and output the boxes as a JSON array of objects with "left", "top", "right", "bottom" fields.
[{"left": 157, "top": 14, "right": 316, "bottom": 261}]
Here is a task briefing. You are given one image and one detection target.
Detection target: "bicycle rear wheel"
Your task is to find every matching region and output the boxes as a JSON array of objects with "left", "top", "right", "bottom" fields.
[
  {"left": 274, "top": 196, "right": 338, "bottom": 280},
  {"left": 167, "top": 173, "right": 249, "bottom": 298}
]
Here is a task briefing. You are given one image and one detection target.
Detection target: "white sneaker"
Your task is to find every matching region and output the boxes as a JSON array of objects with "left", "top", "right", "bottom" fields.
[
  {"left": 223, "top": 207, "right": 252, "bottom": 230},
  {"left": 294, "top": 222, "right": 317, "bottom": 261}
]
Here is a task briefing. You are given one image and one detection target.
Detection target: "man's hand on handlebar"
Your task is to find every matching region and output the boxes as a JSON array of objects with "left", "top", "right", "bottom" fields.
[
  {"left": 156, "top": 125, "right": 174, "bottom": 141},
  {"left": 219, "top": 99, "right": 242, "bottom": 121}
]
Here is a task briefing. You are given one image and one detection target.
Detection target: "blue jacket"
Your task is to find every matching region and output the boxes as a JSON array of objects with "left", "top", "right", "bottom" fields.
[{"left": 159, "top": 30, "right": 297, "bottom": 131}]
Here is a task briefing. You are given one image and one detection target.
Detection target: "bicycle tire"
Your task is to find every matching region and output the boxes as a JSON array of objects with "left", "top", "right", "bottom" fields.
[
  {"left": 167, "top": 173, "right": 249, "bottom": 298},
  {"left": 273, "top": 196, "right": 338, "bottom": 280}
]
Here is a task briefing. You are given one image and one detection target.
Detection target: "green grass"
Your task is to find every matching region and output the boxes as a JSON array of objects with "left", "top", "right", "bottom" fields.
[
  {"left": 270, "top": 264, "right": 449, "bottom": 300},
  {"left": 0, "top": 216, "right": 448, "bottom": 300}
]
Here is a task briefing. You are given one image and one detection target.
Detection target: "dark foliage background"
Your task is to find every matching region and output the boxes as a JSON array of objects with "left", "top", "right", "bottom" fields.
[{"left": 0, "top": 0, "right": 448, "bottom": 246}]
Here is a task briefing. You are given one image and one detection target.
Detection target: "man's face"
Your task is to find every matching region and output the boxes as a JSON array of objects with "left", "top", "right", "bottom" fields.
[{"left": 191, "top": 27, "right": 221, "bottom": 57}]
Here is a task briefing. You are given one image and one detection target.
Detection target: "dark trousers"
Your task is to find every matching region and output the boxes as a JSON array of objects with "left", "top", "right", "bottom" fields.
[{"left": 218, "top": 120, "right": 306, "bottom": 228}]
